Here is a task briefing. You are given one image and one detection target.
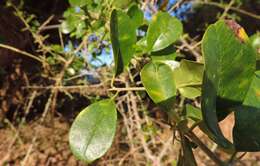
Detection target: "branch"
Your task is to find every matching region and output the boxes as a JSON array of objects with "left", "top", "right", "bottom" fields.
[
  {"left": 186, "top": 130, "right": 227, "bottom": 166},
  {"left": 0, "top": 44, "right": 45, "bottom": 65},
  {"left": 196, "top": 1, "right": 260, "bottom": 20},
  {"left": 108, "top": 87, "right": 146, "bottom": 92}
]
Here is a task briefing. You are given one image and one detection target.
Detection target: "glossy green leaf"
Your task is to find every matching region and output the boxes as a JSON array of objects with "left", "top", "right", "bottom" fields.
[
  {"left": 233, "top": 71, "right": 260, "bottom": 151},
  {"left": 203, "top": 20, "right": 255, "bottom": 104},
  {"left": 173, "top": 60, "right": 203, "bottom": 88},
  {"left": 201, "top": 20, "right": 256, "bottom": 149},
  {"left": 69, "top": 99, "right": 117, "bottom": 163},
  {"left": 127, "top": 5, "right": 143, "bottom": 28},
  {"left": 185, "top": 104, "right": 202, "bottom": 122},
  {"left": 173, "top": 60, "right": 203, "bottom": 99},
  {"left": 179, "top": 87, "right": 201, "bottom": 99},
  {"left": 157, "top": 60, "right": 180, "bottom": 71},
  {"left": 135, "top": 37, "right": 148, "bottom": 54},
  {"left": 150, "top": 44, "right": 177, "bottom": 57},
  {"left": 141, "top": 62, "right": 176, "bottom": 104},
  {"left": 147, "top": 12, "right": 182, "bottom": 52},
  {"left": 201, "top": 75, "right": 234, "bottom": 149},
  {"left": 110, "top": 9, "right": 136, "bottom": 76}
]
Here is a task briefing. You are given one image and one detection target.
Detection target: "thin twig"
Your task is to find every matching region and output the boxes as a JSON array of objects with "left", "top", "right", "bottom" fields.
[
  {"left": 59, "top": 28, "right": 64, "bottom": 49},
  {"left": 228, "top": 151, "right": 238, "bottom": 165},
  {"left": 4, "top": 119, "right": 24, "bottom": 145},
  {"left": 39, "top": 24, "right": 60, "bottom": 31},
  {"left": 128, "top": 92, "right": 156, "bottom": 162},
  {"left": 168, "top": 0, "right": 185, "bottom": 13},
  {"left": 20, "top": 136, "right": 37, "bottom": 166},
  {"left": 196, "top": 1, "right": 260, "bottom": 20},
  {"left": 0, "top": 44, "right": 45, "bottom": 65},
  {"left": 157, "top": 134, "right": 174, "bottom": 162},
  {"left": 109, "top": 87, "right": 146, "bottom": 92},
  {"left": 38, "top": 15, "right": 54, "bottom": 33},
  {"left": 23, "top": 84, "right": 103, "bottom": 90},
  {"left": 219, "top": 0, "right": 235, "bottom": 19},
  {"left": 21, "top": 91, "right": 38, "bottom": 124},
  {"left": 180, "top": 38, "right": 201, "bottom": 61},
  {"left": 40, "top": 92, "right": 54, "bottom": 123}
]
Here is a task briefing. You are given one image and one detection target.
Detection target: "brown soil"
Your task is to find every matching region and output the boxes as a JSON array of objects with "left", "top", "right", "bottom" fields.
[
  {"left": 0, "top": 114, "right": 260, "bottom": 166},
  {"left": 0, "top": 118, "right": 85, "bottom": 166}
]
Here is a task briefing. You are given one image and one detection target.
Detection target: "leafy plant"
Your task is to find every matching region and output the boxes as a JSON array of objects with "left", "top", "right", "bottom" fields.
[{"left": 67, "top": 1, "right": 260, "bottom": 165}]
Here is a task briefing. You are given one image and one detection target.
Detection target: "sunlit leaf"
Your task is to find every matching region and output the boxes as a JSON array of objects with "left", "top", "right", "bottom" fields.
[
  {"left": 61, "top": 20, "right": 74, "bottom": 34},
  {"left": 127, "top": 5, "right": 143, "bottom": 28},
  {"left": 173, "top": 60, "right": 203, "bottom": 99},
  {"left": 69, "top": 99, "right": 117, "bottom": 163},
  {"left": 147, "top": 12, "right": 182, "bottom": 52},
  {"left": 243, "top": 71, "right": 260, "bottom": 108},
  {"left": 141, "top": 62, "right": 176, "bottom": 104},
  {"left": 201, "top": 20, "right": 256, "bottom": 149}
]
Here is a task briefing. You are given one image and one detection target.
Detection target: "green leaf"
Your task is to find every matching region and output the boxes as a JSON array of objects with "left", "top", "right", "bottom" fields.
[
  {"left": 147, "top": 12, "right": 182, "bottom": 52},
  {"left": 173, "top": 60, "right": 203, "bottom": 88},
  {"left": 136, "top": 37, "right": 148, "bottom": 54},
  {"left": 233, "top": 71, "right": 260, "bottom": 151},
  {"left": 153, "top": 60, "right": 180, "bottom": 71},
  {"left": 201, "top": 20, "right": 256, "bottom": 149},
  {"left": 150, "top": 44, "right": 177, "bottom": 57},
  {"left": 173, "top": 60, "right": 204, "bottom": 99},
  {"left": 141, "top": 62, "right": 176, "bottom": 104},
  {"left": 243, "top": 71, "right": 260, "bottom": 108},
  {"left": 151, "top": 53, "right": 177, "bottom": 61},
  {"left": 127, "top": 5, "right": 143, "bottom": 28},
  {"left": 69, "top": 99, "right": 117, "bottom": 163},
  {"left": 179, "top": 87, "right": 201, "bottom": 99},
  {"left": 61, "top": 20, "right": 74, "bottom": 34},
  {"left": 201, "top": 75, "right": 234, "bottom": 149},
  {"left": 110, "top": 9, "right": 136, "bottom": 76},
  {"left": 75, "top": 21, "right": 86, "bottom": 38},
  {"left": 185, "top": 104, "right": 202, "bottom": 122},
  {"left": 203, "top": 20, "right": 255, "bottom": 106}
]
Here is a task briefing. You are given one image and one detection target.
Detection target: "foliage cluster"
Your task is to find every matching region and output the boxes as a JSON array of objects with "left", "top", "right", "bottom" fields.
[{"left": 0, "top": 0, "right": 259, "bottom": 165}]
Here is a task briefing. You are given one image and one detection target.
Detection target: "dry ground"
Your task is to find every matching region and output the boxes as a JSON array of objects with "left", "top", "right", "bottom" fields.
[{"left": 0, "top": 112, "right": 260, "bottom": 166}]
